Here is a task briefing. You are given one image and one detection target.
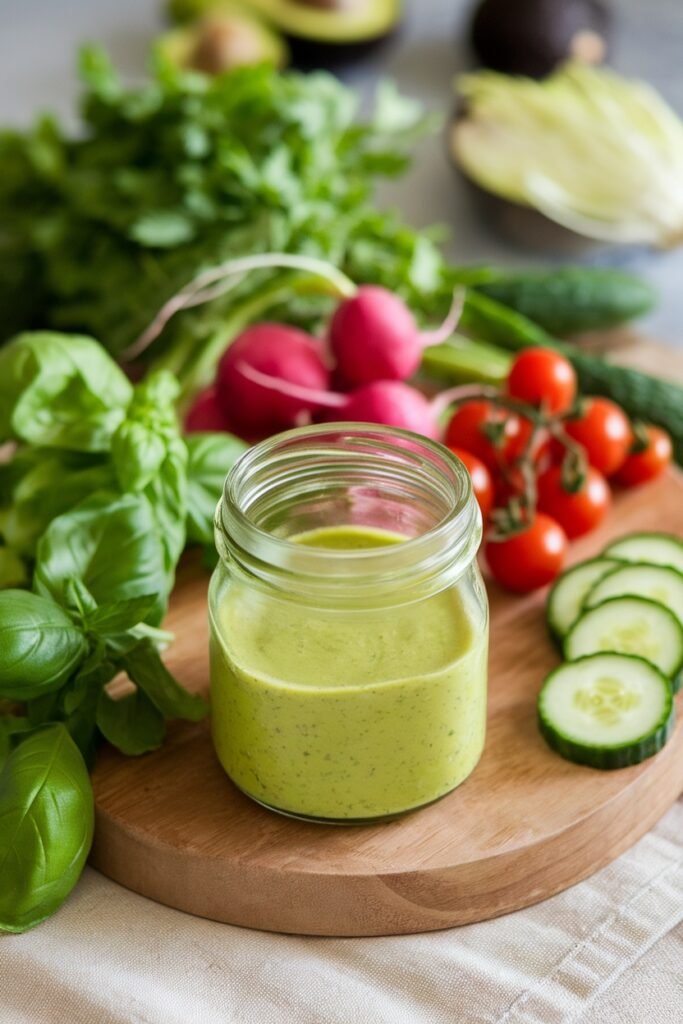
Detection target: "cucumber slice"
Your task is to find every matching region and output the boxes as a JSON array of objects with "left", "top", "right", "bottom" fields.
[
  {"left": 538, "top": 653, "right": 674, "bottom": 769},
  {"left": 585, "top": 563, "right": 683, "bottom": 627},
  {"left": 546, "top": 557, "right": 618, "bottom": 641},
  {"left": 604, "top": 533, "right": 683, "bottom": 574},
  {"left": 565, "top": 596, "right": 683, "bottom": 681}
]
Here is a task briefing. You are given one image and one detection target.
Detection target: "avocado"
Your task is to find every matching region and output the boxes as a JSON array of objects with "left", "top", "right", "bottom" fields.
[
  {"left": 469, "top": 0, "right": 613, "bottom": 78},
  {"left": 167, "top": 0, "right": 402, "bottom": 64},
  {"left": 157, "top": 8, "right": 289, "bottom": 73}
]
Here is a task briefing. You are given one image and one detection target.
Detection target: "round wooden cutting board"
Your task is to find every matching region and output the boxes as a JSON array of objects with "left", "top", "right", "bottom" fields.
[{"left": 90, "top": 470, "right": 683, "bottom": 936}]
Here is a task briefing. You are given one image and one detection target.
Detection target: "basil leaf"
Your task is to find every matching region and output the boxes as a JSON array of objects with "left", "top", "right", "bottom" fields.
[
  {"left": 185, "top": 432, "right": 247, "bottom": 547},
  {"left": 112, "top": 420, "right": 167, "bottom": 492},
  {"left": 34, "top": 491, "right": 168, "bottom": 624},
  {"left": 143, "top": 435, "right": 187, "bottom": 592},
  {"left": 97, "top": 687, "right": 166, "bottom": 755},
  {"left": 63, "top": 577, "right": 98, "bottom": 621},
  {"left": 86, "top": 594, "right": 159, "bottom": 635},
  {"left": 1, "top": 451, "right": 115, "bottom": 557},
  {"left": 0, "top": 332, "right": 132, "bottom": 451},
  {"left": 124, "top": 640, "right": 208, "bottom": 722},
  {"left": 62, "top": 656, "right": 116, "bottom": 764},
  {"left": 0, "top": 723, "right": 94, "bottom": 933},
  {"left": 111, "top": 372, "right": 181, "bottom": 492},
  {"left": 0, "top": 591, "right": 87, "bottom": 700},
  {"left": 112, "top": 372, "right": 188, "bottom": 593}
]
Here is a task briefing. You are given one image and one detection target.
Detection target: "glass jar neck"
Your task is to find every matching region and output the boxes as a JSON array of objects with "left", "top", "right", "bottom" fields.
[{"left": 214, "top": 424, "right": 482, "bottom": 606}]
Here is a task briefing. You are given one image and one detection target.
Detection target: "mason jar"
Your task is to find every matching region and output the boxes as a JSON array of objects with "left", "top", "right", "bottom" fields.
[{"left": 209, "top": 423, "right": 489, "bottom": 824}]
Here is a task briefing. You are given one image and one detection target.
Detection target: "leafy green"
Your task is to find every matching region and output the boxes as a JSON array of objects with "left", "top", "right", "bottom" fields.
[
  {"left": 96, "top": 688, "right": 166, "bottom": 756},
  {"left": 186, "top": 432, "right": 247, "bottom": 546},
  {"left": 0, "top": 332, "right": 132, "bottom": 450},
  {"left": 1, "top": 451, "right": 115, "bottom": 557},
  {"left": 34, "top": 492, "right": 169, "bottom": 624},
  {"left": 124, "top": 639, "right": 207, "bottom": 722},
  {"left": 85, "top": 594, "right": 159, "bottom": 635},
  {"left": 0, "top": 591, "right": 87, "bottom": 701},
  {"left": 111, "top": 370, "right": 188, "bottom": 588},
  {"left": 0, "top": 52, "right": 438, "bottom": 389},
  {"left": 0, "top": 723, "right": 94, "bottom": 933}
]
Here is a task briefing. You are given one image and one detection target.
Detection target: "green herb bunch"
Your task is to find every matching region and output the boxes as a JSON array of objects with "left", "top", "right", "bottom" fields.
[
  {"left": 0, "top": 49, "right": 441, "bottom": 392},
  {"left": 0, "top": 331, "right": 246, "bottom": 933}
]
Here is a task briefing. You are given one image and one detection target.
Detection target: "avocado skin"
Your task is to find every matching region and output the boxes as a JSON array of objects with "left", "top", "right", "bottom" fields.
[
  {"left": 285, "top": 20, "right": 402, "bottom": 70},
  {"left": 469, "top": 0, "right": 613, "bottom": 78},
  {"left": 168, "top": 0, "right": 220, "bottom": 22}
]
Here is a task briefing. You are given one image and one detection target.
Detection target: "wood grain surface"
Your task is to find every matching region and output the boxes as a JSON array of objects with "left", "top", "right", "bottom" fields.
[{"left": 90, "top": 340, "right": 683, "bottom": 937}]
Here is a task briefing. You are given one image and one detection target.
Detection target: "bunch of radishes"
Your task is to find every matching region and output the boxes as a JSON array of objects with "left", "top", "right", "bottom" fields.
[{"left": 185, "top": 286, "right": 462, "bottom": 440}]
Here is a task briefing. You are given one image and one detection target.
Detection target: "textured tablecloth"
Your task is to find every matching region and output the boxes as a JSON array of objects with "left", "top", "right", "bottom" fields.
[{"left": 2, "top": 796, "right": 682, "bottom": 1024}]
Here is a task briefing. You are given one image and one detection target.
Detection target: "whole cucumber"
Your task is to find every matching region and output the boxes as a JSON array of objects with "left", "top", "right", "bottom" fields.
[{"left": 474, "top": 268, "right": 657, "bottom": 335}]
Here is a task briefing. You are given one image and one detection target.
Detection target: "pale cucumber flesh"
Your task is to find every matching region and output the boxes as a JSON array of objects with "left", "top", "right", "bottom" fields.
[
  {"left": 564, "top": 595, "right": 683, "bottom": 680},
  {"left": 538, "top": 653, "right": 673, "bottom": 769},
  {"left": 604, "top": 533, "right": 683, "bottom": 574},
  {"left": 585, "top": 563, "right": 683, "bottom": 628}
]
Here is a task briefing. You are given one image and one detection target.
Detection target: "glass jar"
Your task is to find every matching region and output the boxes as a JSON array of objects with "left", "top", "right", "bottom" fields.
[{"left": 209, "top": 423, "right": 489, "bottom": 824}]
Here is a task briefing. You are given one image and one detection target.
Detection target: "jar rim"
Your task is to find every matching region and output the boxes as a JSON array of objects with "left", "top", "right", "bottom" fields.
[{"left": 216, "top": 423, "right": 481, "bottom": 601}]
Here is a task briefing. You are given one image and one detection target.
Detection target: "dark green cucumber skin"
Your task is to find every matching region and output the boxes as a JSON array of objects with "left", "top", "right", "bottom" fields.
[
  {"left": 461, "top": 291, "right": 683, "bottom": 465},
  {"left": 538, "top": 709, "right": 675, "bottom": 769},
  {"left": 474, "top": 268, "right": 657, "bottom": 336},
  {"left": 538, "top": 653, "right": 675, "bottom": 770}
]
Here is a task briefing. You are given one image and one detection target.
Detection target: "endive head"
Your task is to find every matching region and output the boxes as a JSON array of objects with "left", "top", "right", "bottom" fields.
[{"left": 452, "top": 63, "right": 683, "bottom": 248}]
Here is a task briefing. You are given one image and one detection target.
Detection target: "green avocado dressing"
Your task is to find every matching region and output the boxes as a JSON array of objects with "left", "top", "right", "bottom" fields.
[{"left": 210, "top": 525, "right": 488, "bottom": 821}]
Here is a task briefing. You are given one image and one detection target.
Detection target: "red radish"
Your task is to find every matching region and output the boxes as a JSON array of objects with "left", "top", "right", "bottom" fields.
[
  {"left": 329, "top": 286, "right": 464, "bottom": 386},
  {"left": 185, "top": 387, "right": 233, "bottom": 433},
  {"left": 340, "top": 381, "right": 439, "bottom": 439},
  {"left": 216, "top": 323, "right": 331, "bottom": 434},
  {"left": 236, "top": 364, "right": 440, "bottom": 439}
]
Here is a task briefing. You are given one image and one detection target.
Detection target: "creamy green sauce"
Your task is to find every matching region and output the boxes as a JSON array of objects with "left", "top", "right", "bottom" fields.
[{"left": 210, "top": 525, "right": 488, "bottom": 821}]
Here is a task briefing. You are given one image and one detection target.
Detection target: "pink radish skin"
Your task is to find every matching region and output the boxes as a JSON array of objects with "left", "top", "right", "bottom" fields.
[
  {"left": 238, "top": 364, "right": 440, "bottom": 440},
  {"left": 329, "top": 286, "right": 464, "bottom": 387},
  {"left": 339, "top": 382, "right": 439, "bottom": 439},
  {"left": 216, "top": 324, "right": 331, "bottom": 434},
  {"left": 185, "top": 387, "right": 233, "bottom": 433}
]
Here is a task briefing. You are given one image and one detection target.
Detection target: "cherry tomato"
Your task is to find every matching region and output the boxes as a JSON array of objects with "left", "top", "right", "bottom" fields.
[
  {"left": 536, "top": 465, "right": 611, "bottom": 539},
  {"left": 445, "top": 400, "right": 525, "bottom": 473},
  {"left": 613, "top": 426, "right": 673, "bottom": 486},
  {"left": 448, "top": 447, "right": 494, "bottom": 520},
  {"left": 564, "top": 397, "right": 632, "bottom": 476},
  {"left": 507, "top": 348, "right": 577, "bottom": 415},
  {"left": 485, "top": 514, "right": 568, "bottom": 593}
]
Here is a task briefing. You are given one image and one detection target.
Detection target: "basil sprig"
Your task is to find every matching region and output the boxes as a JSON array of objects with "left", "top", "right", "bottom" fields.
[{"left": 0, "top": 332, "right": 245, "bottom": 932}]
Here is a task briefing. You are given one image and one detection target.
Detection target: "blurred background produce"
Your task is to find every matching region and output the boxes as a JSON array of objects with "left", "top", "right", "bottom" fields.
[
  {"left": 4, "top": 0, "right": 683, "bottom": 344},
  {"left": 469, "top": 0, "right": 613, "bottom": 78}
]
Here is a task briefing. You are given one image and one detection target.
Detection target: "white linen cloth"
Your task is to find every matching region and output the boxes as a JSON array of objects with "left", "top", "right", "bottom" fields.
[{"left": 2, "top": 797, "right": 682, "bottom": 1024}]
